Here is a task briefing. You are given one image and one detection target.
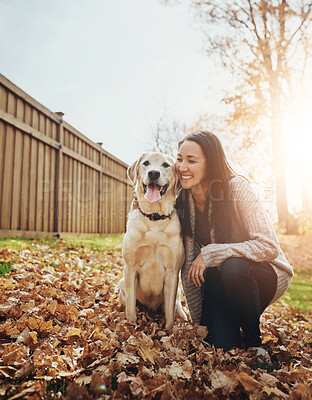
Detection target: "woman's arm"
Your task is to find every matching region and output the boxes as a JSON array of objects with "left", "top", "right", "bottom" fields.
[{"left": 201, "top": 177, "right": 279, "bottom": 268}]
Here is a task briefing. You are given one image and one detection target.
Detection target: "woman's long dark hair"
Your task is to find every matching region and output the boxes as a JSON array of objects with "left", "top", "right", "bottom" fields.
[{"left": 176, "top": 131, "right": 237, "bottom": 243}]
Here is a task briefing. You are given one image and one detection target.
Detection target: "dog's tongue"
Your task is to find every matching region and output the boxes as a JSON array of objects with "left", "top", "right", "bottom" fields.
[{"left": 144, "top": 185, "right": 161, "bottom": 203}]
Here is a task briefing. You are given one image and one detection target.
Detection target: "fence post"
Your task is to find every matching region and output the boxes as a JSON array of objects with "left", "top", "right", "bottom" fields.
[
  {"left": 53, "top": 112, "right": 64, "bottom": 234},
  {"left": 98, "top": 144, "right": 103, "bottom": 234}
]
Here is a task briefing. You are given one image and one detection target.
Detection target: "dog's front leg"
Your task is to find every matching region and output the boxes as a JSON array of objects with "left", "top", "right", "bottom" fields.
[
  {"left": 124, "top": 267, "right": 138, "bottom": 323},
  {"left": 163, "top": 273, "right": 178, "bottom": 330}
]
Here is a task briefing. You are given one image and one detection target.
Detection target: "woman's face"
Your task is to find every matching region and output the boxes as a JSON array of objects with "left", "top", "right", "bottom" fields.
[{"left": 176, "top": 140, "right": 208, "bottom": 191}]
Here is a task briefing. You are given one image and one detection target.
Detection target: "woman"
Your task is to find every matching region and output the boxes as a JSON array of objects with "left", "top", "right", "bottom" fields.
[{"left": 175, "top": 131, "right": 293, "bottom": 353}]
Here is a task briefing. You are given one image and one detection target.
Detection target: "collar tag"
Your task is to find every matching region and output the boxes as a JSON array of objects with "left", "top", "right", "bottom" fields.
[{"left": 141, "top": 210, "right": 171, "bottom": 221}]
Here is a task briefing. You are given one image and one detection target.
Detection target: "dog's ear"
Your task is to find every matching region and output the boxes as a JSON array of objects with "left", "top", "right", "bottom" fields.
[
  {"left": 172, "top": 169, "right": 181, "bottom": 196},
  {"left": 127, "top": 153, "right": 147, "bottom": 186},
  {"left": 165, "top": 154, "right": 181, "bottom": 196},
  {"left": 127, "top": 160, "right": 139, "bottom": 185}
]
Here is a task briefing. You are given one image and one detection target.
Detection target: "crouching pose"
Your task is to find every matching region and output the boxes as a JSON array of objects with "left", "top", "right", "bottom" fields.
[{"left": 175, "top": 131, "right": 293, "bottom": 354}]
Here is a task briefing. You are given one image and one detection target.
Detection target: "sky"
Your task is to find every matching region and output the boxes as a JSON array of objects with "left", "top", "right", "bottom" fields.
[{"left": 0, "top": 0, "right": 229, "bottom": 165}]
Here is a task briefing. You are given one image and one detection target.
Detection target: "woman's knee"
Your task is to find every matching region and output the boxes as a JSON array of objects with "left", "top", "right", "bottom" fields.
[{"left": 219, "top": 257, "right": 250, "bottom": 285}]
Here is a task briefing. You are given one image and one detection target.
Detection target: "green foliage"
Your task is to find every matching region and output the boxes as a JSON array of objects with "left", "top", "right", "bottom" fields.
[
  {"left": 0, "top": 234, "right": 124, "bottom": 252},
  {"left": 0, "top": 262, "right": 12, "bottom": 276},
  {"left": 281, "top": 269, "right": 312, "bottom": 313},
  {"left": 65, "top": 234, "right": 124, "bottom": 251}
]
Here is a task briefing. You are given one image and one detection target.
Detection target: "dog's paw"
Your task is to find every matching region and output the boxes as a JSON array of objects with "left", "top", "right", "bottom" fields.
[{"left": 165, "top": 322, "right": 174, "bottom": 330}]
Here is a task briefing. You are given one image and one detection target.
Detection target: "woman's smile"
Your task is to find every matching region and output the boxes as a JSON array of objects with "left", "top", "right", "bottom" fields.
[{"left": 176, "top": 140, "right": 208, "bottom": 191}]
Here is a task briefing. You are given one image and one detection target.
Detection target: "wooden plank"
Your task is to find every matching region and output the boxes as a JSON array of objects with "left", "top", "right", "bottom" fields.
[
  {"left": 86, "top": 166, "right": 90, "bottom": 233},
  {"left": 94, "top": 169, "right": 98, "bottom": 233},
  {"left": 68, "top": 155, "right": 73, "bottom": 232},
  {"left": 107, "top": 177, "right": 112, "bottom": 234},
  {"left": 49, "top": 149, "right": 56, "bottom": 232},
  {"left": 7, "top": 91, "right": 16, "bottom": 116},
  {"left": 63, "top": 155, "right": 68, "bottom": 232},
  {"left": 98, "top": 153, "right": 103, "bottom": 234},
  {"left": 0, "top": 122, "right": 5, "bottom": 227},
  {"left": 72, "top": 159, "right": 77, "bottom": 233},
  {"left": 89, "top": 167, "right": 93, "bottom": 233},
  {"left": 0, "top": 84, "right": 8, "bottom": 112},
  {"left": 32, "top": 109, "right": 39, "bottom": 130},
  {"left": 46, "top": 118, "right": 52, "bottom": 138},
  {"left": 11, "top": 129, "right": 23, "bottom": 229},
  {"left": 103, "top": 170, "right": 109, "bottom": 234},
  {"left": 24, "top": 104, "right": 32, "bottom": 126},
  {"left": 76, "top": 140, "right": 82, "bottom": 233},
  {"left": 1, "top": 124, "right": 14, "bottom": 229},
  {"left": 54, "top": 122, "right": 64, "bottom": 233},
  {"left": 28, "top": 136, "right": 38, "bottom": 231},
  {"left": 39, "top": 113, "right": 45, "bottom": 134},
  {"left": 43, "top": 145, "right": 50, "bottom": 232},
  {"left": 69, "top": 131, "right": 74, "bottom": 151},
  {"left": 16, "top": 98, "right": 24, "bottom": 121},
  {"left": 51, "top": 121, "right": 57, "bottom": 140},
  {"left": 20, "top": 118, "right": 31, "bottom": 230},
  {"left": 80, "top": 164, "right": 85, "bottom": 233},
  {"left": 36, "top": 141, "right": 44, "bottom": 231}
]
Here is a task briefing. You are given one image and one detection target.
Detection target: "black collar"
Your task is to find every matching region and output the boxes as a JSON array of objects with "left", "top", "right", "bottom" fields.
[{"left": 140, "top": 209, "right": 171, "bottom": 221}]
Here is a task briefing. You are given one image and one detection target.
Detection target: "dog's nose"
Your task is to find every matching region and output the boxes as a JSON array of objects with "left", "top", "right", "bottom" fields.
[{"left": 148, "top": 170, "right": 160, "bottom": 180}]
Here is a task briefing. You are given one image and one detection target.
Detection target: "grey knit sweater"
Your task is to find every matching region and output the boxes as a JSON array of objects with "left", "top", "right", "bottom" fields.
[{"left": 181, "top": 176, "right": 294, "bottom": 324}]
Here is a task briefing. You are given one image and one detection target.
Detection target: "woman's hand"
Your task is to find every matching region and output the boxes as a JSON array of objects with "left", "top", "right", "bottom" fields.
[{"left": 188, "top": 253, "right": 207, "bottom": 287}]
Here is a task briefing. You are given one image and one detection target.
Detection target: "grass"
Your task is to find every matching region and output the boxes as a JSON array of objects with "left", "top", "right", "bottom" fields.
[
  {"left": 280, "top": 268, "right": 312, "bottom": 313},
  {"left": 0, "top": 261, "right": 13, "bottom": 276},
  {"left": 0, "top": 234, "right": 124, "bottom": 252},
  {"left": 65, "top": 234, "right": 123, "bottom": 251}
]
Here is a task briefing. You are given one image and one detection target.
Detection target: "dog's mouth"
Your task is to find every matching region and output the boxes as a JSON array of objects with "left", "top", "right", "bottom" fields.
[{"left": 143, "top": 183, "right": 169, "bottom": 203}]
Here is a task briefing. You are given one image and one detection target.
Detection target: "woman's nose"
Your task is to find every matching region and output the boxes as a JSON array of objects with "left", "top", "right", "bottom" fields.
[{"left": 178, "top": 162, "right": 188, "bottom": 171}]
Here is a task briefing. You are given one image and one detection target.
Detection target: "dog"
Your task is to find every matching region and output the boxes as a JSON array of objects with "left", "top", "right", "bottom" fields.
[{"left": 119, "top": 152, "right": 186, "bottom": 329}]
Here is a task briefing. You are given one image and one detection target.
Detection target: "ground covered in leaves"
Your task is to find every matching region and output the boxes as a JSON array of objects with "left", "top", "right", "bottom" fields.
[{"left": 0, "top": 240, "right": 312, "bottom": 399}]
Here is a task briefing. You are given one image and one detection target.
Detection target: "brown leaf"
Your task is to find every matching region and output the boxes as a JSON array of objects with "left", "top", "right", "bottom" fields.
[
  {"left": 24, "top": 332, "right": 38, "bottom": 346},
  {"left": 65, "top": 327, "right": 81, "bottom": 340},
  {"left": 210, "top": 369, "right": 239, "bottom": 396},
  {"left": 45, "top": 300, "right": 58, "bottom": 315},
  {"left": 14, "top": 361, "right": 35, "bottom": 379},
  {"left": 238, "top": 372, "right": 262, "bottom": 394},
  {"left": 27, "top": 317, "right": 53, "bottom": 337}
]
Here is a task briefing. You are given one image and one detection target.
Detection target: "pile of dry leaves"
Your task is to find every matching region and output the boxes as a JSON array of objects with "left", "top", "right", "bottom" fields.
[{"left": 0, "top": 240, "right": 311, "bottom": 399}]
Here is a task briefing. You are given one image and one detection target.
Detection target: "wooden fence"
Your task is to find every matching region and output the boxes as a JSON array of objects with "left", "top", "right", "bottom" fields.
[{"left": 0, "top": 73, "right": 132, "bottom": 237}]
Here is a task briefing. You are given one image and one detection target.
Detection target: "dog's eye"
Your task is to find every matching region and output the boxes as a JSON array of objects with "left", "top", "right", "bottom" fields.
[
  {"left": 162, "top": 163, "right": 170, "bottom": 168},
  {"left": 143, "top": 161, "right": 150, "bottom": 166}
]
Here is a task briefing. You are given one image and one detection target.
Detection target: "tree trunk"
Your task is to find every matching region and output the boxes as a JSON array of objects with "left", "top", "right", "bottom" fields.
[{"left": 270, "top": 81, "right": 289, "bottom": 230}]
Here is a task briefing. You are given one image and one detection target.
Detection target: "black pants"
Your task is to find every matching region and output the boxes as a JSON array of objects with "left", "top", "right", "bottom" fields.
[{"left": 200, "top": 257, "right": 277, "bottom": 351}]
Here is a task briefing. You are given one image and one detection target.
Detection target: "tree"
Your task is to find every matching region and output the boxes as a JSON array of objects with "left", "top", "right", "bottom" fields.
[
  {"left": 164, "top": 0, "right": 312, "bottom": 230},
  {"left": 151, "top": 113, "right": 189, "bottom": 156}
]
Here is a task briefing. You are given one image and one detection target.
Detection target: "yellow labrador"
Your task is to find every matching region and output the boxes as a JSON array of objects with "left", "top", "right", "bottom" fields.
[{"left": 119, "top": 152, "right": 185, "bottom": 329}]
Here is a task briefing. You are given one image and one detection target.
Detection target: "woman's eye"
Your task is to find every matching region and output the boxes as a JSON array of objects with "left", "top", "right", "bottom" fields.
[
  {"left": 143, "top": 161, "right": 150, "bottom": 166},
  {"left": 162, "top": 162, "right": 170, "bottom": 168}
]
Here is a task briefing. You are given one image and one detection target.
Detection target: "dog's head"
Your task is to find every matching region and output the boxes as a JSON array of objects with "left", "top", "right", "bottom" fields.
[{"left": 127, "top": 152, "right": 178, "bottom": 212}]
